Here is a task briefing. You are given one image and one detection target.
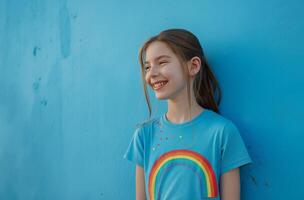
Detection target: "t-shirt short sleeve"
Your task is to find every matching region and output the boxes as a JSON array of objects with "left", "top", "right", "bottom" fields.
[
  {"left": 220, "top": 121, "right": 252, "bottom": 174},
  {"left": 123, "top": 126, "right": 145, "bottom": 167}
]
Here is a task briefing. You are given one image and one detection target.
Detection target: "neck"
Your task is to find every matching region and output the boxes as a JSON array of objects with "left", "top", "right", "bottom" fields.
[{"left": 166, "top": 88, "right": 204, "bottom": 124}]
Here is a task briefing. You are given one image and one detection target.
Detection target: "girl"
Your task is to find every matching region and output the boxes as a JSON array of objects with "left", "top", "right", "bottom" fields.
[{"left": 123, "top": 28, "right": 252, "bottom": 200}]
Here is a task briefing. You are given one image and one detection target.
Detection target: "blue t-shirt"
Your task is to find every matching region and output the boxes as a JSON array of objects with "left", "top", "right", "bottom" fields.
[{"left": 123, "top": 108, "right": 252, "bottom": 200}]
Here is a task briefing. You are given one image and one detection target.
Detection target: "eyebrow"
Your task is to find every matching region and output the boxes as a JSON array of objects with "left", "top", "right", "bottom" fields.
[{"left": 144, "top": 55, "right": 171, "bottom": 64}]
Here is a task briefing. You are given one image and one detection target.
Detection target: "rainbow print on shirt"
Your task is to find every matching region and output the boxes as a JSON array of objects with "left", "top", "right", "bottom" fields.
[{"left": 148, "top": 149, "right": 218, "bottom": 199}]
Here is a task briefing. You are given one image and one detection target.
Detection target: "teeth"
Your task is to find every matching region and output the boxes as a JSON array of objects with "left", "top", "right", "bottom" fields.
[{"left": 153, "top": 81, "right": 167, "bottom": 89}]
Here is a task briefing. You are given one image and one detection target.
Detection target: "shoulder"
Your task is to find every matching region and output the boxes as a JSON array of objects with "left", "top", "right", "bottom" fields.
[
  {"left": 135, "top": 116, "right": 159, "bottom": 129},
  {"left": 206, "top": 110, "right": 243, "bottom": 143},
  {"left": 134, "top": 116, "right": 160, "bottom": 136},
  {"left": 205, "top": 109, "right": 234, "bottom": 131}
]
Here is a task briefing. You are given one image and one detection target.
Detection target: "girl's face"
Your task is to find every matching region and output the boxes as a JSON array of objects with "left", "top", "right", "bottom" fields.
[{"left": 144, "top": 41, "right": 188, "bottom": 100}]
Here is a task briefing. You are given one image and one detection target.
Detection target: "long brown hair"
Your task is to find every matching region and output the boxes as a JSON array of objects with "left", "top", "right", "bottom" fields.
[{"left": 138, "top": 28, "right": 222, "bottom": 121}]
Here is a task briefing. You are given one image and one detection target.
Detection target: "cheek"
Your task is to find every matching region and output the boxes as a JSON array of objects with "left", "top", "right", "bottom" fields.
[
  {"left": 170, "top": 73, "right": 187, "bottom": 89},
  {"left": 164, "top": 67, "right": 182, "bottom": 82},
  {"left": 144, "top": 74, "right": 150, "bottom": 84}
]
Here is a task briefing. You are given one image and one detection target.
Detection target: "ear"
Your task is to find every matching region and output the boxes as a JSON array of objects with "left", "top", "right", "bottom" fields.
[{"left": 187, "top": 56, "right": 201, "bottom": 76}]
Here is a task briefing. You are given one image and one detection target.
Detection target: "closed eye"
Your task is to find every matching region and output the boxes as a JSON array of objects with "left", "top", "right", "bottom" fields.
[{"left": 144, "top": 66, "right": 150, "bottom": 71}]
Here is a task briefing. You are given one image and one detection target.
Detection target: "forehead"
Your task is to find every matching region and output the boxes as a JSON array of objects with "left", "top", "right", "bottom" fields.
[{"left": 145, "top": 41, "right": 174, "bottom": 63}]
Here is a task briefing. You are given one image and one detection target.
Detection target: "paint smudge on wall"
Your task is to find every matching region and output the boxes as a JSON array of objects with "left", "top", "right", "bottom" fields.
[
  {"left": 72, "top": 14, "right": 78, "bottom": 19},
  {"left": 32, "top": 81, "right": 39, "bottom": 90},
  {"left": 40, "top": 99, "right": 48, "bottom": 106},
  {"left": 59, "top": 3, "right": 71, "bottom": 58},
  {"left": 32, "top": 77, "right": 42, "bottom": 91},
  {"left": 249, "top": 174, "right": 258, "bottom": 186},
  {"left": 33, "top": 46, "right": 41, "bottom": 56},
  {"left": 264, "top": 180, "right": 269, "bottom": 188}
]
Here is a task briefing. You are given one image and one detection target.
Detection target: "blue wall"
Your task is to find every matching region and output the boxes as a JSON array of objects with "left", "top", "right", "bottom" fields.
[{"left": 0, "top": 0, "right": 303, "bottom": 199}]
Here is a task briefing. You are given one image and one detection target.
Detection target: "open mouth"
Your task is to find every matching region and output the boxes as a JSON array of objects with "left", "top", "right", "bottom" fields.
[{"left": 152, "top": 81, "right": 168, "bottom": 90}]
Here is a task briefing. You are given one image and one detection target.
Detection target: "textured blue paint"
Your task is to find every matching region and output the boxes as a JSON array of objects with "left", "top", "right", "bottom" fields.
[
  {"left": 0, "top": 0, "right": 303, "bottom": 199},
  {"left": 59, "top": 1, "right": 71, "bottom": 59}
]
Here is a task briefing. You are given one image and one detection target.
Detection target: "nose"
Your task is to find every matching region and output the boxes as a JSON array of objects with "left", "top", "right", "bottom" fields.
[{"left": 149, "top": 64, "right": 160, "bottom": 76}]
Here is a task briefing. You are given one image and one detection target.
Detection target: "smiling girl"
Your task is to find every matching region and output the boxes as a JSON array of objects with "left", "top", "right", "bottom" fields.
[{"left": 124, "top": 28, "right": 252, "bottom": 200}]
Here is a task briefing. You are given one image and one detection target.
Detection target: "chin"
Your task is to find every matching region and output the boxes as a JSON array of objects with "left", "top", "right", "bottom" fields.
[
  {"left": 156, "top": 97, "right": 168, "bottom": 100},
  {"left": 155, "top": 93, "right": 170, "bottom": 100}
]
